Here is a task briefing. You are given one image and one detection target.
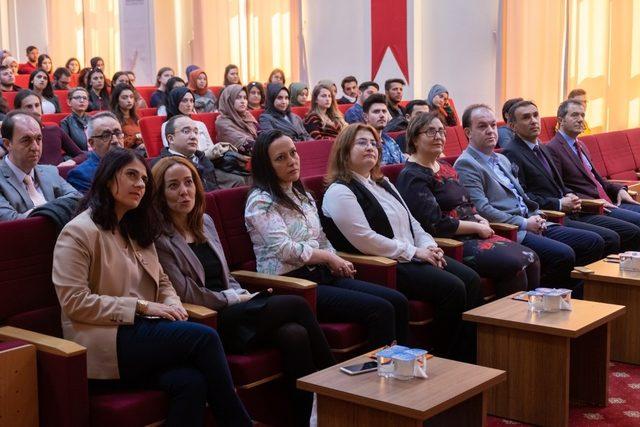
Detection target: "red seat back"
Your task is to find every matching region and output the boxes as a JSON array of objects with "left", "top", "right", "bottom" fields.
[
  {"left": 580, "top": 135, "right": 608, "bottom": 178},
  {"left": 291, "top": 106, "right": 309, "bottom": 119},
  {"left": 42, "top": 112, "right": 69, "bottom": 125},
  {"left": 209, "top": 86, "right": 224, "bottom": 98},
  {"left": 249, "top": 109, "right": 263, "bottom": 120},
  {"left": 295, "top": 139, "right": 333, "bottom": 178},
  {"left": 596, "top": 130, "right": 637, "bottom": 180},
  {"left": 14, "top": 74, "right": 30, "bottom": 88},
  {"left": 2, "top": 91, "right": 18, "bottom": 109},
  {"left": 624, "top": 128, "right": 640, "bottom": 175},
  {"left": 54, "top": 90, "right": 70, "bottom": 113},
  {"left": 192, "top": 112, "right": 219, "bottom": 142},
  {"left": 539, "top": 116, "right": 558, "bottom": 142},
  {"left": 139, "top": 115, "right": 167, "bottom": 157},
  {"left": 443, "top": 126, "right": 463, "bottom": 157},
  {"left": 381, "top": 163, "right": 405, "bottom": 184},
  {"left": 301, "top": 175, "right": 326, "bottom": 206},
  {"left": 136, "top": 86, "right": 156, "bottom": 106},
  {"left": 337, "top": 103, "right": 352, "bottom": 114},
  {"left": 138, "top": 107, "right": 158, "bottom": 117}
]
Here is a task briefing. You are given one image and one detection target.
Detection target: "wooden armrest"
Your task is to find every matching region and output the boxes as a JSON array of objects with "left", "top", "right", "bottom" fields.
[
  {"left": 231, "top": 270, "right": 317, "bottom": 289},
  {"left": 609, "top": 180, "right": 640, "bottom": 191},
  {"left": 0, "top": 326, "right": 85, "bottom": 357},
  {"left": 182, "top": 303, "right": 216, "bottom": 320},
  {"left": 629, "top": 190, "right": 638, "bottom": 197},
  {"left": 579, "top": 199, "right": 605, "bottom": 207},
  {"left": 434, "top": 237, "right": 463, "bottom": 248},
  {"left": 489, "top": 223, "right": 518, "bottom": 231},
  {"left": 540, "top": 210, "right": 565, "bottom": 218},
  {"left": 337, "top": 252, "right": 397, "bottom": 267}
]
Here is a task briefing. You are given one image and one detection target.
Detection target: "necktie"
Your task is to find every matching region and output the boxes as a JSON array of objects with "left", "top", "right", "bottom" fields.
[
  {"left": 23, "top": 175, "right": 47, "bottom": 207},
  {"left": 575, "top": 143, "right": 611, "bottom": 202},
  {"left": 532, "top": 145, "right": 553, "bottom": 177}
]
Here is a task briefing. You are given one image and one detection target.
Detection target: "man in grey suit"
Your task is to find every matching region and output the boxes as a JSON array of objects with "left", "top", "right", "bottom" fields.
[
  {"left": 0, "top": 110, "right": 80, "bottom": 221},
  {"left": 454, "top": 104, "right": 604, "bottom": 290}
]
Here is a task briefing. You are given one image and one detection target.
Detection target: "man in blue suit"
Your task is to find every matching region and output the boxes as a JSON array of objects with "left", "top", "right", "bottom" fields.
[
  {"left": 67, "top": 112, "right": 124, "bottom": 193},
  {"left": 454, "top": 104, "right": 604, "bottom": 290},
  {"left": 0, "top": 110, "right": 80, "bottom": 221}
]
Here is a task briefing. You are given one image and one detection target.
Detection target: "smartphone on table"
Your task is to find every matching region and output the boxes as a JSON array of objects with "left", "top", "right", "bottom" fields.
[{"left": 339, "top": 361, "right": 378, "bottom": 375}]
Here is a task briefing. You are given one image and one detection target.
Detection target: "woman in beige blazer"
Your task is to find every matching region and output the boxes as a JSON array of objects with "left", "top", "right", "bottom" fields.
[
  {"left": 152, "top": 156, "right": 334, "bottom": 427},
  {"left": 52, "top": 147, "right": 251, "bottom": 427}
]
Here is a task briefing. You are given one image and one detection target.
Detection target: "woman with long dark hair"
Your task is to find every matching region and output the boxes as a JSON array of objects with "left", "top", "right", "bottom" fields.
[
  {"left": 245, "top": 130, "right": 409, "bottom": 352},
  {"left": 52, "top": 148, "right": 252, "bottom": 426},
  {"left": 65, "top": 57, "right": 81, "bottom": 74},
  {"left": 303, "top": 83, "right": 345, "bottom": 139},
  {"left": 28, "top": 69, "right": 60, "bottom": 113},
  {"left": 109, "top": 83, "right": 143, "bottom": 151},
  {"left": 111, "top": 71, "right": 147, "bottom": 109},
  {"left": 223, "top": 64, "right": 241, "bottom": 86},
  {"left": 86, "top": 68, "right": 110, "bottom": 111}
]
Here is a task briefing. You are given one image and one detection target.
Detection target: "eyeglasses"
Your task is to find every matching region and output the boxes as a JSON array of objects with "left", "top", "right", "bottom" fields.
[
  {"left": 93, "top": 129, "right": 124, "bottom": 141},
  {"left": 175, "top": 127, "right": 199, "bottom": 136},
  {"left": 354, "top": 138, "right": 381, "bottom": 149},
  {"left": 71, "top": 96, "right": 88, "bottom": 101},
  {"left": 420, "top": 129, "right": 446, "bottom": 138}
]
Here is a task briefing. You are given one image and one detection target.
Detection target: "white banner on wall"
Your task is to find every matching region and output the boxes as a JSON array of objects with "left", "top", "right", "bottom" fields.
[{"left": 119, "top": 0, "right": 155, "bottom": 85}]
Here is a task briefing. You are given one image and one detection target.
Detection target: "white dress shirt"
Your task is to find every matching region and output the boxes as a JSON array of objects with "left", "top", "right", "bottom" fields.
[{"left": 322, "top": 173, "right": 436, "bottom": 262}]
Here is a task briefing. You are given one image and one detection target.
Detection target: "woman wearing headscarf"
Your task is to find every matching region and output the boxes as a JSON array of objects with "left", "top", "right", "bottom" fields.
[
  {"left": 426, "top": 84, "right": 459, "bottom": 127},
  {"left": 246, "top": 81, "right": 265, "bottom": 110},
  {"left": 289, "top": 82, "right": 308, "bottom": 107},
  {"left": 188, "top": 69, "right": 217, "bottom": 113},
  {"left": 259, "top": 84, "right": 312, "bottom": 142},
  {"left": 215, "top": 84, "right": 258, "bottom": 155}
]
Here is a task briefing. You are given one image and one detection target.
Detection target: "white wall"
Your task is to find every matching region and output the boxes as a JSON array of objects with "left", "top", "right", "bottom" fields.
[{"left": 0, "top": 0, "right": 49, "bottom": 61}]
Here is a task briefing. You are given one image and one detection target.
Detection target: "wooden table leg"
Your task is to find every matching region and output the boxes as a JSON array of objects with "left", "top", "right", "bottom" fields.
[
  {"left": 585, "top": 280, "right": 640, "bottom": 364},
  {"left": 477, "top": 324, "right": 570, "bottom": 427},
  {"left": 570, "top": 322, "right": 610, "bottom": 406}
]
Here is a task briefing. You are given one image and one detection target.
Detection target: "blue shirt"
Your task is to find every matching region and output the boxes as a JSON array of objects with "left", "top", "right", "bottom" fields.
[
  {"left": 344, "top": 104, "right": 364, "bottom": 124},
  {"left": 67, "top": 151, "right": 100, "bottom": 194},
  {"left": 380, "top": 132, "right": 405, "bottom": 165}
]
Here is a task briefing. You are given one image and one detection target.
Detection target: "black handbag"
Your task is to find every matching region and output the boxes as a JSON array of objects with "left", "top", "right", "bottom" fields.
[{"left": 213, "top": 151, "right": 251, "bottom": 176}]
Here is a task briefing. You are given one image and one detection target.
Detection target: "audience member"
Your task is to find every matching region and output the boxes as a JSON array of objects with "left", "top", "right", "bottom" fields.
[
  {"left": 52, "top": 67, "right": 71, "bottom": 90},
  {"left": 0, "top": 64, "right": 21, "bottom": 92},
  {"left": 37, "top": 54, "right": 53, "bottom": 76},
  {"left": 161, "top": 88, "right": 248, "bottom": 188},
  {"left": 65, "top": 57, "right": 81, "bottom": 74},
  {"left": 363, "top": 93, "right": 404, "bottom": 164},
  {"left": 453, "top": 104, "right": 604, "bottom": 291},
  {"left": 110, "top": 83, "right": 143, "bottom": 152},
  {"left": 385, "top": 78, "right": 405, "bottom": 118},
  {"left": 344, "top": 81, "right": 378, "bottom": 124},
  {"left": 289, "top": 82, "right": 308, "bottom": 106},
  {"left": 188, "top": 69, "right": 217, "bottom": 113},
  {"left": 396, "top": 111, "right": 540, "bottom": 296},
  {"left": 321, "top": 123, "right": 480, "bottom": 360},
  {"left": 223, "top": 64, "right": 241, "bottom": 86},
  {"left": 111, "top": 71, "right": 147, "bottom": 109},
  {"left": 317, "top": 79, "right": 338, "bottom": 98},
  {"left": 125, "top": 70, "right": 137, "bottom": 85},
  {"left": 385, "top": 99, "right": 430, "bottom": 150},
  {"left": 259, "top": 84, "right": 311, "bottom": 141},
  {"left": 245, "top": 129, "right": 409, "bottom": 349},
  {"left": 14, "top": 90, "right": 85, "bottom": 166},
  {"left": 155, "top": 115, "right": 220, "bottom": 191},
  {"left": 86, "top": 68, "right": 110, "bottom": 111},
  {"left": 246, "top": 81, "right": 265, "bottom": 110},
  {"left": 66, "top": 112, "right": 124, "bottom": 193},
  {"left": 303, "top": 83, "right": 346, "bottom": 139},
  {"left": 150, "top": 67, "right": 174, "bottom": 108},
  {"left": 29, "top": 69, "right": 60, "bottom": 113},
  {"left": 0, "top": 111, "right": 80, "bottom": 221},
  {"left": 1, "top": 56, "right": 18, "bottom": 75},
  {"left": 215, "top": 84, "right": 257, "bottom": 155},
  {"left": 546, "top": 99, "right": 640, "bottom": 227},
  {"left": 268, "top": 68, "right": 286, "bottom": 85},
  {"left": 496, "top": 97, "right": 523, "bottom": 148},
  {"left": 89, "top": 56, "right": 105, "bottom": 71},
  {"left": 52, "top": 147, "right": 252, "bottom": 427},
  {"left": 565, "top": 88, "right": 591, "bottom": 135},
  {"left": 60, "top": 87, "right": 90, "bottom": 150},
  {"left": 157, "top": 76, "right": 186, "bottom": 116},
  {"left": 427, "top": 84, "right": 459, "bottom": 127},
  {"left": 185, "top": 65, "right": 199, "bottom": 81},
  {"left": 0, "top": 49, "right": 11, "bottom": 63},
  {"left": 338, "top": 75, "right": 358, "bottom": 104},
  {"left": 77, "top": 67, "right": 91, "bottom": 87},
  {"left": 18, "top": 46, "right": 38, "bottom": 75},
  {"left": 503, "top": 99, "right": 638, "bottom": 253}
]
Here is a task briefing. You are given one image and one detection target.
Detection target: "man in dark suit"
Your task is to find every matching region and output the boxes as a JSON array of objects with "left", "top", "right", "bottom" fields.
[
  {"left": 454, "top": 104, "right": 604, "bottom": 289},
  {"left": 502, "top": 100, "right": 640, "bottom": 252},
  {"left": 0, "top": 111, "right": 80, "bottom": 221},
  {"left": 546, "top": 99, "right": 640, "bottom": 228}
]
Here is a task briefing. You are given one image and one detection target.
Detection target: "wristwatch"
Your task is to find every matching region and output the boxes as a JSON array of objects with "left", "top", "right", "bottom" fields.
[{"left": 136, "top": 299, "right": 149, "bottom": 314}]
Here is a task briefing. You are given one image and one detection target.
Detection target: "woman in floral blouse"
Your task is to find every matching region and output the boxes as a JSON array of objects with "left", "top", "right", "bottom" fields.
[
  {"left": 395, "top": 112, "right": 540, "bottom": 296},
  {"left": 245, "top": 129, "right": 409, "bottom": 349}
]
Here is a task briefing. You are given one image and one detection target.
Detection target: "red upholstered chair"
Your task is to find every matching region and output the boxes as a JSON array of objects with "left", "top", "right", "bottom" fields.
[
  {"left": 137, "top": 107, "right": 158, "bottom": 117},
  {"left": 54, "top": 90, "right": 70, "bottom": 113},
  {"left": 539, "top": 116, "right": 558, "bottom": 142},
  {"left": 595, "top": 130, "right": 638, "bottom": 181},
  {"left": 296, "top": 139, "right": 334, "bottom": 178},
  {"left": 139, "top": 115, "right": 167, "bottom": 157},
  {"left": 443, "top": 126, "right": 463, "bottom": 157},
  {"left": 207, "top": 187, "right": 369, "bottom": 360},
  {"left": 624, "top": 128, "right": 640, "bottom": 173},
  {"left": 135, "top": 86, "right": 156, "bottom": 106},
  {"left": 42, "top": 113, "right": 69, "bottom": 125},
  {"left": 192, "top": 112, "right": 219, "bottom": 142},
  {"left": 2, "top": 90, "right": 18, "bottom": 109},
  {"left": 14, "top": 74, "right": 30, "bottom": 88},
  {"left": 291, "top": 106, "right": 310, "bottom": 119},
  {"left": 454, "top": 126, "right": 469, "bottom": 150},
  {"left": 249, "top": 108, "right": 263, "bottom": 120},
  {"left": 337, "top": 103, "right": 352, "bottom": 114},
  {"left": 209, "top": 86, "right": 224, "bottom": 98}
]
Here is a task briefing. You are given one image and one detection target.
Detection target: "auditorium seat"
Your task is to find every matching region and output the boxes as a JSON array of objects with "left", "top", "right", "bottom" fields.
[
  {"left": 443, "top": 126, "right": 464, "bottom": 157},
  {"left": 539, "top": 116, "right": 558, "bottom": 141},
  {"left": 625, "top": 128, "right": 640, "bottom": 177},
  {"left": 54, "top": 90, "right": 70, "bottom": 113},
  {"left": 291, "top": 106, "right": 310, "bottom": 119},
  {"left": 209, "top": 86, "right": 224, "bottom": 98},
  {"left": 137, "top": 107, "right": 158, "bottom": 117},
  {"left": 596, "top": 130, "right": 639, "bottom": 180},
  {"left": 295, "top": 139, "right": 333, "bottom": 178},
  {"left": 42, "top": 113, "right": 69, "bottom": 125},
  {"left": 192, "top": 112, "right": 219, "bottom": 142},
  {"left": 337, "top": 103, "right": 353, "bottom": 114},
  {"left": 14, "top": 74, "right": 30, "bottom": 88},
  {"left": 2, "top": 90, "right": 18, "bottom": 109},
  {"left": 249, "top": 108, "right": 263, "bottom": 120},
  {"left": 135, "top": 86, "right": 156, "bottom": 107},
  {"left": 139, "top": 115, "right": 166, "bottom": 157}
]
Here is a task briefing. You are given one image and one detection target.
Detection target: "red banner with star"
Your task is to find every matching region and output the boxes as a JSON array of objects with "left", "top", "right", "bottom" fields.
[{"left": 370, "top": 0, "right": 409, "bottom": 83}]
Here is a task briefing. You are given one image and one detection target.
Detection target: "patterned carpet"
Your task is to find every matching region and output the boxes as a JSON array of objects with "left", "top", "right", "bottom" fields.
[{"left": 488, "top": 362, "right": 640, "bottom": 426}]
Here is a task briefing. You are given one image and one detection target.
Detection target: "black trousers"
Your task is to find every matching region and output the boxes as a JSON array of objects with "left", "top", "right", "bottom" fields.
[
  {"left": 117, "top": 318, "right": 252, "bottom": 427},
  {"left": 396, "top": 256, "right": 481, "bottom": 361}
]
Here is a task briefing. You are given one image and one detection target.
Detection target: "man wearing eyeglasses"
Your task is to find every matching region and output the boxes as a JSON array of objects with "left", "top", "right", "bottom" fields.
[
  {"left": 67, "top": 112, "right": 124, "bottom": 193},
  {"left": 0, "top": 111, "right": 80, "bottom": 221},
  {"left": 152, "top": 115, "right": 220, "bottom": 191}
]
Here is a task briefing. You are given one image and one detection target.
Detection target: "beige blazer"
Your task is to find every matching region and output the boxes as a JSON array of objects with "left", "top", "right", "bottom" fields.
[{"left": 52, "top": 210, "right": 182, "bottom": 379}]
